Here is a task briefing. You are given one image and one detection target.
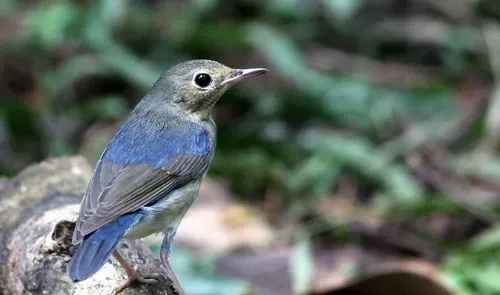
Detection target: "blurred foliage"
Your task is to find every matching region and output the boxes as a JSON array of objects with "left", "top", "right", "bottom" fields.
[{"left": 3, "top": 0, "right": 500, "bottom": 294}]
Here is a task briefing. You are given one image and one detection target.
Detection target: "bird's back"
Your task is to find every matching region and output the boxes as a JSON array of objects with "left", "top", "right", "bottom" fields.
[
  {"left": 69, "top": 107, "right": 216, "bottom": 282},
  {"left": 106, "top": 109, "right": 215, "bottom": 168},
  {"left": 72, "top": 105, "right": 216, "bottom": 243}
]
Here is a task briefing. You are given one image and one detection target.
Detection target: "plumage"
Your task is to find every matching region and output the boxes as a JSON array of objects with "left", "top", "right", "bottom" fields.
[
  {"left": 69, "top": 212, "right": 142, "bottom": 281},
  {"left": 72, "top": 111, "right": 215, "bottom": 244},
  {"left": 67, "top": 59, "right": 268, "bottom": 293}
]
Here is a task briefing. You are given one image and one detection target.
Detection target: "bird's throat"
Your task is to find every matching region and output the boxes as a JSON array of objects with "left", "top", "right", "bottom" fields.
[{"left": 192, "top": 109, "right": 213, "bottom": 120}]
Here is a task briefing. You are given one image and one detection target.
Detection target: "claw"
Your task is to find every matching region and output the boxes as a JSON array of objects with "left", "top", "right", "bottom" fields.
[
  {"left": 113, "top": 272, "right": 162, "bottom": 294},
  {"left": 162, "top": 259, "right": 184, "bottom": 295},
  {"left": 112, "top": 250, "right": 162, "bottom": 294}
]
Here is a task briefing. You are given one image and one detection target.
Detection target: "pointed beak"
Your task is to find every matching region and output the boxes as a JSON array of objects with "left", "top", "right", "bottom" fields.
[{"left": 221, "top": 68, "right": 269, "bottom": 86}]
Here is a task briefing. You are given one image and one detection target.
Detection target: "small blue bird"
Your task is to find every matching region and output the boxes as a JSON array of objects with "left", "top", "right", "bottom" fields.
[{"left": 68, "top": 60, "right": 268, "bottom": 293}]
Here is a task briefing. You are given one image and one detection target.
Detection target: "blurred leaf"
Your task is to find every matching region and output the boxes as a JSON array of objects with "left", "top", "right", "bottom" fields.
[
  {"left": 454, "top": 154, "right": 500, "bottom": 186},
  {"left": 442, "top": 271, "right": 474, "bottom": 295},
  {"left": 86, "top": 35, "right": 161, "bottom": 89},
  {"left": 27, "top": 2, "right": 82, "bottom": 49},
  {"left": 322, "top": 0, "right": 362, "bottom": 21},
  {"left": 298, "top": 130, "right": 424, "bottom": 202},
  {"left": 287, "top": 151, "right": 340, "bottom": 197},
  {"left": 83, "top": 11, "right": 161, "bottom": 89},
  {"left": 97, "top": 0, "right": 128, "bottom": 27},
  {"left": 189, "top": 24, "right": 249, "bottom": 48},
  {"left": 0, "top": 99, "right": 42, "bottom": 153},
  {"left": 247, "top": 24, "right": 312, "bottom": 83},
  {"left": 247, "top": 24, "right": 454, "bottom": 131},
  {"left": 265, "top": 0, "right": 314, "bottom": 19},
  {"left": 71, "top": 96, "right": 128, "bottom": 120},
  {"left": 48, "top": 134, "right": 73, "bottom": 156},
  {"left": 391, "top": 195, "right": 462, "bottom": 218},
  {"left": 43, "top": 54, "right": 111, "bottom": 98},
  {"left": 290, "top": 237, "right": 314, "bottom": 295},
  {"left": 192, "top": 0, "right": 219, "bottom": 12},
  {"left": 470, "top": 225, "right": 500, "bottom": 252},
  {"left": 464, "top": 263, "right": 500, "bottom": 293},
  {"left": 168, "top": 0, "right": 219, "bottom": 43},
  {"left": 212, "top": 147, "right": 278, "bottom": 195}
]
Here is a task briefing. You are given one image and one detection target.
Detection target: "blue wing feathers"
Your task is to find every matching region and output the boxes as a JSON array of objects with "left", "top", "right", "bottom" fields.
[
  {"left": 105, "top": 119, "right": 211, "bottom": 168},
  {"left": 68, "top": 212, "right": 142, "bottom": 282},
  {"left": 69, "top": 117, "right": 214, "bottom": 280}
]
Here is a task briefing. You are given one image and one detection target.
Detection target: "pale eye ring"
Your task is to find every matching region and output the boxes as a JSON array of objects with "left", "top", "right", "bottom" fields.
[{"left": 194, "top": 73, "right": 212, "bottom": 88}]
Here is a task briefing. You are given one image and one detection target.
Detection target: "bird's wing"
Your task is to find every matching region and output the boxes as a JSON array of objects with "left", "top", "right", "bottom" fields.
[{"left": 72, "top": 122, "right": 213, "bottom": 244}]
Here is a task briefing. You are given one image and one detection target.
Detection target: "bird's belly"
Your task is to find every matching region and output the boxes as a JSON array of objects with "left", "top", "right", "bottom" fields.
[{"left": 123, "top": 179, "right": 202, "bottom": 240}]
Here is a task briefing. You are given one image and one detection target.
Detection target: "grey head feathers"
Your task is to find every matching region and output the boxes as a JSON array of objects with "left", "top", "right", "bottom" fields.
[
  {"left": 140, "top": 59, "right": 268, "bottom": 119},
  {"left": 144, "top": 60, "right": 235, "bottom": 118}
]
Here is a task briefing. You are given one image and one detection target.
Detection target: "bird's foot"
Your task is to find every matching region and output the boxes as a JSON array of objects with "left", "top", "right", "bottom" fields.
[
  {"left": 161, "top": 253, "right": 184, "bottom": 295},
  {"left": 113, "top": 269, "right": 162, "bottom": 294}
]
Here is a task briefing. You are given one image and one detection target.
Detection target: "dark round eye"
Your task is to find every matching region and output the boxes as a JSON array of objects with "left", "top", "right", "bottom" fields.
[{"left": 194, "top": 73, "right": 212, "bottom": 88}]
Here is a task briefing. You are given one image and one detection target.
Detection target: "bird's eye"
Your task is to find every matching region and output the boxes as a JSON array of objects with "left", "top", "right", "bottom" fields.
[{"left": 194, "top": 73, "right": 212, "bottom": 88}]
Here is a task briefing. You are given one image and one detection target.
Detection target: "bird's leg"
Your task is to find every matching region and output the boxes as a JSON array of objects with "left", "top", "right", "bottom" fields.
[
  {"left": 161, "top": 228, "right": 184, "bottom": 295},
  {"left": 112, "top": 250, "right": 162, "bottom": 294}
]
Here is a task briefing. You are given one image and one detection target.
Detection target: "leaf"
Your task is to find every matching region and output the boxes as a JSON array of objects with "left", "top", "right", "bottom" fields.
[
  {"left": 247, "top": 24, "right": 454, "bottom": 131},
  {"left": 82, "top": 14, "right": 162, "bottom": 89},
  {"left": 42, "top": 54, "right": 111, "bottom": 99},
  {"left": 86, "top": 32, "right": 162, "bottom": 89},
  {"left": 470, "top": 224, "right": 500, "bottom": 252},
  {"left": 71, "top": 96, "right": 128, "bottom": 120},
  {"left": 96, "top": 0, "right": 128, "bottom": 27},
  {"left": 297, "top": 130, "right": 423, "bottom": 203},
  {"left": 26, "top": 2, "right": 81, "bottom": 49},
  {"left": 265, "top": 0, "right": 307, "bottom": 18},
  {"left": 290, "top": 237, "right": 315, "bottom": 295},
  {"left": 454, "top": 155, "right": 500, "bottom": 186},
  {"left": 322, "top": 0, "right": 362, "bottom": 21},
  {"left": 287, "top": 151, "right": 340, "bottom": 197},
  {"left": 464, "top": 264, "right": 500, "bottom": 293}
]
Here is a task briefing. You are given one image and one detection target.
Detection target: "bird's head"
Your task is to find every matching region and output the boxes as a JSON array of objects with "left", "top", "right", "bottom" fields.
[{"left": 152, "top": 59, "right": 268, "bottom": 119}]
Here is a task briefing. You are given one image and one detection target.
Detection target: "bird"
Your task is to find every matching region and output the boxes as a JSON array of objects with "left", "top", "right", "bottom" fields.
[{"left": 67, "top": 59, "right": 268, "bottom": 294}]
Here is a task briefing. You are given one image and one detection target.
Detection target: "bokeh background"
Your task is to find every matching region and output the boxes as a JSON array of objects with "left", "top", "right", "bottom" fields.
[{"left": 2, "top": 0, "right": 500, "bottom": 294}]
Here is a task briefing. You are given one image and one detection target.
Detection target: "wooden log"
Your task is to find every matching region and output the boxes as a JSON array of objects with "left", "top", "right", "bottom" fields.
[{"left": 0, "top": 157, "right": 176, "bottom": 295}]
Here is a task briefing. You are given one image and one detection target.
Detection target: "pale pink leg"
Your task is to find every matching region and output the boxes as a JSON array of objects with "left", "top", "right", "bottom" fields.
[{"left": 112, "top": 250, "right": 162, "bottom": 294}]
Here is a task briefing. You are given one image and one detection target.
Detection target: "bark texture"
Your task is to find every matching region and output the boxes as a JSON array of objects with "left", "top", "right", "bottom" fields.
[{"left": 0, "top": 157, "right": 177, "bottom": 295}]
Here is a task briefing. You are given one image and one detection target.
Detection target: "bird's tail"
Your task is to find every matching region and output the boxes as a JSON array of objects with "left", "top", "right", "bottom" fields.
[{"left": 67, "top": 212, "right": 140, "bottom": 282}]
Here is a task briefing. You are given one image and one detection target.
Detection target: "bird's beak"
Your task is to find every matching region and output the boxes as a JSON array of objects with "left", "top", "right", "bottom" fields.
[{"left": 221, "top": 68, "right": 269, "bottom": 86}]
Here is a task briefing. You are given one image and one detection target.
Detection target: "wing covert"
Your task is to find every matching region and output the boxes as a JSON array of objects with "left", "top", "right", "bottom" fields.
[{"left": 73, "top": 120, "right": 214, "bottom": 244}]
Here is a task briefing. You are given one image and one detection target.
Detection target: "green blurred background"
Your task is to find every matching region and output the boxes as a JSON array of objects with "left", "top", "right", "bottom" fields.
[{"left": 2, "top": 0, "right": 500, "bottom": 294}]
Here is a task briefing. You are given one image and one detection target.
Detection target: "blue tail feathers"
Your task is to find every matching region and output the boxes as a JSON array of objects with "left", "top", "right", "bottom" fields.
[{"left": 68, "top": 212, "right": 141, "bottom": 282}]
